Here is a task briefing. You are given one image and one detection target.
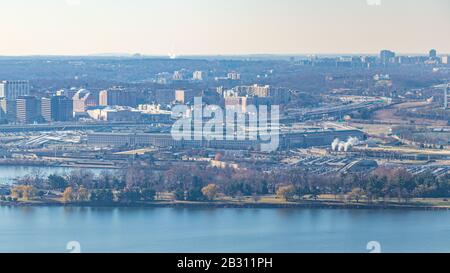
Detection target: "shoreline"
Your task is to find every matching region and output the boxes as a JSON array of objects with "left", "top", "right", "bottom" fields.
[
  {"left": 2, "top": 200, "right": 450, "bottom": 211},
  {"left": 0, "top": 161, "right": 121, "bottom": 170}
]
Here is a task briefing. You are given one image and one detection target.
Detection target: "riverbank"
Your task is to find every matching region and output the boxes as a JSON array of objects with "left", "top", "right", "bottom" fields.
[
  {"left": 0, "top": 159, "right": 122, "bottom": 169},
  {"left": 2, "top": 199, "right": 450, "bottom": 211}
]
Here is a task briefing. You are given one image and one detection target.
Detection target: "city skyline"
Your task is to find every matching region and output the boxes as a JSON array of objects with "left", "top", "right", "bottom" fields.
[{"left": 1, "top": 0, "right": 449, "bottom": 56}]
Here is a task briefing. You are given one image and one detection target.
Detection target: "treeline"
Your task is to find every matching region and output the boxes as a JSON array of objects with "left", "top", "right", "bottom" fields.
[
  {"left": 6, "top": 164, "right": 450, "bottom": 204},
  {"left": 276, "top": 168, "right": 450, "bottom": 203}
]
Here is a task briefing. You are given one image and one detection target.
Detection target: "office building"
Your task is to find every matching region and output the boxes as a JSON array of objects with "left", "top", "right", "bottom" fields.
[
  {"left": 41, "top": 98, "right": 52, "bottom": 122},
  {"left": 87, "top": 106, "right": 141, "bottom": 122},
  {"left": 99, "top": 87, "right": 136, "bottom": 107},
  {"left": 269, "top": 87, "right": 291, "bottom": 104},
  {"left": 0, "top": 98, "right": 7, "bottom": 121},
  {"left": 380, "top": 50, "right": 396, "bottom": 64},
  {"left": 175, "top": 89, "right": 201, "bottom": 104},
  {"left": 87, "top": 129, "right": 364, "bottom": 151},
  {"left": 445, "top": 84, "right": 449, "bottom": 110},
  {"left": 72, "top": 89, "right": 97, "bottom": 113},
  {"left": 150, "top": 89, "right": 174, "bottom": 105},
  {"left": 56, "top": 88, "right": 78, "bottom": 99},
  {"left": 429, "top": 49, "right": 437, "bottom": 59},
  {"left": 0, "top": 98, "right": 17, "bottom": 123},
  {"left": 52, "top": 95, "right": 73, "bottom": 121},
  {"left": 233, "top": 85, "right": 290, "bottom": 105},
  {"left": 16, "top": 96, "right": 40, "bottom": 124},
  {"left": 137, "top": 104, "right": 172, "bottom": 123},
  {"left": 42, "top": 95, "right": 73, "bottom": 122},
  {"left": 0, "top": 80, "right": 30, "bottom": 100}
]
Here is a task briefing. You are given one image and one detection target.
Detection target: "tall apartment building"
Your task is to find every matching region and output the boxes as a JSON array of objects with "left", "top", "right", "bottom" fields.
[
  {"left": 173, "top": 70, "right": 187, "bottom": 81},
  {"left": 16, "top": 96, "right": 40, "bottom": 124},
  {"left": 0, "top": 80, "right": 30, "bottom": 100}
]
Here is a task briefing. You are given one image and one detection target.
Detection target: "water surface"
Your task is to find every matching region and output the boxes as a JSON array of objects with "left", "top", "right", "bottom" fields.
[{"left": 0, "top": 206, "right": 449, "bottom": 253}]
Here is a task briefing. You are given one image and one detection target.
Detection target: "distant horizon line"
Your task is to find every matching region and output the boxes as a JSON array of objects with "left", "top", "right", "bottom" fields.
[{"left": 0, "top": 51, "right": 448, "bottom": 59}]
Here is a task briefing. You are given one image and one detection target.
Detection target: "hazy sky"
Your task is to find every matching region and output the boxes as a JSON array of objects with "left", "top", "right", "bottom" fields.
[{"left": 1, "top": 0, "right": 449, "bottom": 56}]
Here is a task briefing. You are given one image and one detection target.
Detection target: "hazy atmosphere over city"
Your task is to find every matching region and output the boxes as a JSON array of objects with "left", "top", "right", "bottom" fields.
[
  {"left": 1, "top": 0, "right": 450, "bottom": 262},
  {"left": 1, "top": 0, "right": 449, "bottom": 55}
]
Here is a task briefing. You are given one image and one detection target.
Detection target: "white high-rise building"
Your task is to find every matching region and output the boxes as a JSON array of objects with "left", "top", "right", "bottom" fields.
[
  {"left": 0, "top": 80, "right": 30, "bottom": 100},
  {"left": 193, "top": 71, "right": 203, "bottom": 81},
  {"left": 227, "top": 71, "right": 241, "bottom": 80}
]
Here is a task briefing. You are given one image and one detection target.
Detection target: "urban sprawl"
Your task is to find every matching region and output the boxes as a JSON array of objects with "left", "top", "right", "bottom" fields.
[{"left": 0, "top": 49, "right": 450, "bottom": 207}]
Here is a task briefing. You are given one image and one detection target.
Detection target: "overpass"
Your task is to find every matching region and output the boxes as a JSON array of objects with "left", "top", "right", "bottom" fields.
[{"left": 0, "top": 122, "right": 171, "bottom": 133}]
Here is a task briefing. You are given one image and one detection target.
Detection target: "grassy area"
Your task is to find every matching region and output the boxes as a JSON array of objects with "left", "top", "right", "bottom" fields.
[
  {"left": 4, "top": 193, "right": 450, "bottom": 210},
  {"left": 409, "top": 198, "right": 450, "bottom": 207}
]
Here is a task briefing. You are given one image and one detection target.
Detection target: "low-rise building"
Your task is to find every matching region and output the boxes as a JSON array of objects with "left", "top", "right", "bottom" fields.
[
  {"left": 87, "top": 106, "right": 141, "bottom": 122},
  {"left": 87, "top": 129, "right": 365, "bottom": 151}
]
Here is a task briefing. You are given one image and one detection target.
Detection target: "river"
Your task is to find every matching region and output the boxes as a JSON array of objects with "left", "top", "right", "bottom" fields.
[{"left": 0, "top": 206, "right": 449, "bottom": 253}]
